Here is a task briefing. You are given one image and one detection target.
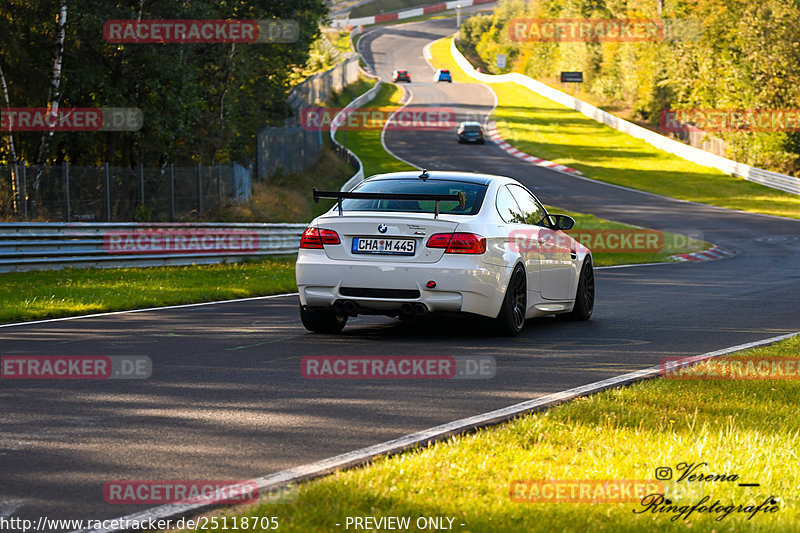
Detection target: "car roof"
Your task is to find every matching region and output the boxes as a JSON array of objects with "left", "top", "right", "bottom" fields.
[
  {"left": 362, "top": 171, "right": 511, "bottom": 187},
  {"left": 458, "top": 121, "right": 483, "bottom": 127}
]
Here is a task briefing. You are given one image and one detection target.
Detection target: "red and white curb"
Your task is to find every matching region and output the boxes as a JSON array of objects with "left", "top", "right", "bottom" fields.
[
  {"left": 486, "top": 121, "right": 583, "bottom": 175},
  {"left": 334, "top": 0, "right": 496, "bottom": 27},
  {"left": 671, "top": 245, "right": 735, "bottom": 262}
]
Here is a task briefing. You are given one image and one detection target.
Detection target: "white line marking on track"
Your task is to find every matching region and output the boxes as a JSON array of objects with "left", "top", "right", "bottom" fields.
[
  {"left": 0, "top": 293, "right": 299, "bottom": 329},
  {"left": 73, "top": 330, "right": 800, "bottom": 533}
]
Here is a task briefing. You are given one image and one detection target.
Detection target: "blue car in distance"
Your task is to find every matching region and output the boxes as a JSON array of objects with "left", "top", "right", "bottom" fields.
[{"left": 433, "top": 69, "right": 452, "bottom": 82}]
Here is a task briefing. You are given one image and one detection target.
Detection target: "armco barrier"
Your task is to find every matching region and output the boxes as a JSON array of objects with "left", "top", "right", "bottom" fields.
[
  {"left": 335, "top": 81, "right": 383, "bottom": 192},
  {"left": 0, "top": 222, "right": 306, "bottom": 273},
  {"left": 332, "top": 0, "right": 496, "bottom": 28},
  {"left": 449, "top": 39, "right": 800, "bottom": 196}
]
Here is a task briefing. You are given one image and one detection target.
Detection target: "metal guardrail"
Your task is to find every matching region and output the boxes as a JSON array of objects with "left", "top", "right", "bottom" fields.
[
  {"left": 450, "top": 39, "right": 800, "bottom": 197},
  {"left": 0, "top": 222, "right": 307, "bottom": 272}
]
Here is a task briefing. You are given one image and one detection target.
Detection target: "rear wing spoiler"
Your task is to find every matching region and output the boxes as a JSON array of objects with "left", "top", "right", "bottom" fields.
[{"left": 312, "top": 187, "right": 465, "bottom": 218}]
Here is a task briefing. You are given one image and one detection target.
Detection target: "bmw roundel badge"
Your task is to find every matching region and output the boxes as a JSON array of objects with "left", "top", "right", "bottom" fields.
[{"left": 378, "top": 224, "right": 388, "bottom": 233}]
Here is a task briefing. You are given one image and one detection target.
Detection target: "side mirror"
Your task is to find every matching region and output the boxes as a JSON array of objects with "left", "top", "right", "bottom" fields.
[{"left": 550, "top": 214, "right": 575, "bottom": 231}]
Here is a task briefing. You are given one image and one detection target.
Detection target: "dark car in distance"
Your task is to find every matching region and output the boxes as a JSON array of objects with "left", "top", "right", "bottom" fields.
[
  {"left": 457, "top": 121, "right": 486, "bottom": 144},
  {"left": 392, "top": 69, "right": 411, "bottom": 82}
]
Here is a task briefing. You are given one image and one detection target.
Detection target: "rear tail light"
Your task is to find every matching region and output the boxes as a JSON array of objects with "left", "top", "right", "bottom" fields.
[
  {"left": 300, "top": 227, "right": 340, "bottom": 249},
  {"left": 426, "top": 232, "right": 486, "bottom": 254}
]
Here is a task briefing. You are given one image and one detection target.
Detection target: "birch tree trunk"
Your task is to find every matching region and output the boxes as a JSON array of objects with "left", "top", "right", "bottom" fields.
[
  {"left": 0, "top": 61, "right": 20, "bottom": 213},
  {"left": 31, "top": 0, "right": 68, "bottom": 205}
]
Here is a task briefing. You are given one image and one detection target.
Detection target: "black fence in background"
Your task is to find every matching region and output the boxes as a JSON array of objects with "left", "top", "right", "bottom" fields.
[{"left": 0, "top": 163, "right": 250, "bottom": 222}]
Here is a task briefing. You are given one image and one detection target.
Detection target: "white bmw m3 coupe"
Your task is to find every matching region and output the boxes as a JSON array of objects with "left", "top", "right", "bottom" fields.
[{"left": 296, "top": 170, "right": 594, "bottom": 336}]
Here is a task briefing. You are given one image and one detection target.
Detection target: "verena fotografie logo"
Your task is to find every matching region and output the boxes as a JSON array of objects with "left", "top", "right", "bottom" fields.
[
  {"left": 103, "top": 230, "right": 259, "bottom": 255},
  {"left": 103, "top": 19, "right": 299, "bottom": 44},
  {"left": 301, "top": 356, "right": 495, "bottom": 380},
  {"left": 1, "top": 356, "right": 151, "bottom": 379},
  {"left": 510, "top": 479, "right": 663, "bottom": 503},
  {"left": 661, "top": 356, "right": 800, "bottom": 380},
  {"left": 509, "top": 18, "right": 702, "bottom": 43},
  {"left": 103, "top": 480, "right": 259, "bottom": 505},
  {"left": 1, "top": 107, "right": 142, "bottom": 132},
  {"left": 300, "top": 107, "right": 457, "bottom": 131},
  {"left": 661, "top": 108, "right": 800, "bottom": 133}
]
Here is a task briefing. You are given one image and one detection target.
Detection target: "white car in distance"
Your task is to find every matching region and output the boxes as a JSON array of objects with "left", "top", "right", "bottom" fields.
[{"left": 295, "top": 170, "right": 594, "bottom": 336}]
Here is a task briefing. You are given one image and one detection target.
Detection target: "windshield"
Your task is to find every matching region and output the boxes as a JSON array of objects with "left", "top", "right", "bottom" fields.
[{"left": 344, "top": 179, "right": 487, "bottom": 215}]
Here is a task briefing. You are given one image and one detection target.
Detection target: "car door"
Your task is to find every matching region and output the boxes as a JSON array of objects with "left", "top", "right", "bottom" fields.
[
  {"left": 495, "top": 185, "right": 541, "bottom": 295},
  {"left": 507, "top": 184, "right": 574, "bottom": 300}
]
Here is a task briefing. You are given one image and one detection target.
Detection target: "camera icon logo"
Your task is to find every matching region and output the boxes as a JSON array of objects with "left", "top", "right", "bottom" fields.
[{"left": 655, "top": 467, "right": 673, "bottom": 480}]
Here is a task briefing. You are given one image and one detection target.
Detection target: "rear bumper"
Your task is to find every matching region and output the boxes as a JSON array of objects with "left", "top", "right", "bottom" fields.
[{"left": 296, "top": 251, "right": 509, "bottom": 318}]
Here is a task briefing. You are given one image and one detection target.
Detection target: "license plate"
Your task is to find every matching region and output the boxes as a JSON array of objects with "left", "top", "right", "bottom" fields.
[{"left": 352, "top": 237, "right": 416, "bottom": 255}]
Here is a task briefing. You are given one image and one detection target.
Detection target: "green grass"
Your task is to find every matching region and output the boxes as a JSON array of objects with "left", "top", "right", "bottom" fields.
[
  {"left": 430, "top": 38, "right": 800, "bottom": 220},
  {"left": 331, "top": 78, "right": 707, "bottom": 267},
  {"left": 324, "top": 28, "right": 352, "bottom": 55},
  {"left": 327, "top": 76, "right": 377, "bottom": 108},
  {"left": 0, "top": 257, "right": 297, "bottom": 324},
  {"left": 550, "top": 205, "right": 706, "bottom": 266},
  {"left": 175, "top": 335, "right": 800, "bottom": 532},
  {"left": 334, "top": 83, "right": 416, "bottom": 177}
]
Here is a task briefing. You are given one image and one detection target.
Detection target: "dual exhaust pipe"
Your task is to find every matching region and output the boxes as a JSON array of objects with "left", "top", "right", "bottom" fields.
[
  {"left": 400, "top": 302, "right": 428, "bottom": 318},
  {"left": 332, "top": 300, "right": 429, "bottom": 318},
  {"left": 333, "top": 300, "right": 358, "bottom": 317}
]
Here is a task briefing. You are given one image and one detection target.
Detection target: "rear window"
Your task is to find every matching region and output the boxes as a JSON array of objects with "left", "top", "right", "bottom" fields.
[
  {"left": 461, "top": 125, "right": 482, "bottom": 132},
  {"left": 343, "top": 179, "right": 487, "bottom": 215}
]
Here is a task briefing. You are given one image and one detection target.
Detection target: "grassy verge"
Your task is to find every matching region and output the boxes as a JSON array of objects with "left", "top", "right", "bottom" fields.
[
  {"left": 208, "top": 76, "right": 378, "bottom": 223},
  {"left": 208, "top": 149, "right": 355, "bottom": 223},
  {"left": 333, "top": 83, "right": 416, "bottom": 176},
  {"left": 430, "top": 37, "right": 800, "bottom": 220},
  {"left": 0, "top": 257, "right": 297, "bottom": 324},
  {"left": 550, "top": 206, "right": 706, "bottom": 267},
  {"left": 324, "top": 28, "right": 351, "bottom": 55},
  {"left": 174, "top": 333, "right": 800, "bottom": 532}
]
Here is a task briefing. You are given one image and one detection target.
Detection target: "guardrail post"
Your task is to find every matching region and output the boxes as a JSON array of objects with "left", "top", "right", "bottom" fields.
[
  {"left": 169, "top": 163, "right": 175, "bottom": 222},
  {"left": 21, "top": 163, "right": 28, "bottom": 221},
  {"left": 103, "top": 162, "right": 112, "bottom": 221},
  {"left": 216, "top": 163, "right": 222, "bottom": 205},
  {"left": 63, "top": 161, "right": 70, "bottom": 222},
  {"left": 138, "top": 163, "right": 145, "bottom": 207},
  {"left": 196, "top": 163, "right": 202, "bottom": 215}
]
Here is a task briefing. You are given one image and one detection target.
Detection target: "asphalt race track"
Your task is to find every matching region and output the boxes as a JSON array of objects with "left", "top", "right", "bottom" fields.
[{"left": 1, "top": 18, "right": 799, "bottom": 530}]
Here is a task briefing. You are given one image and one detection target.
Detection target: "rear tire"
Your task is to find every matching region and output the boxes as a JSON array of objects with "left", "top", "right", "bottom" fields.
[
  {"left": 563, "top": 257, "right": 594, "bottom": 321},
  {"left": 496, "top": 265, "right": 527, "bottom": 336},
  {"left": 300, "top": 306, "right": 347, "bottom": 333}
]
